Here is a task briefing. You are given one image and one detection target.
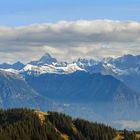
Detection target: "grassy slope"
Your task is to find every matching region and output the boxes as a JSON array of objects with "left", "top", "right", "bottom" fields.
[{"left": 113, "top": 132, "right": 140, "bottom": 140}]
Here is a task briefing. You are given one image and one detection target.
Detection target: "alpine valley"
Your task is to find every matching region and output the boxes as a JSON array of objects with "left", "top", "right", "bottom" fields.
[{"left": 0, "top": 53, "right": 140, "bottom": 129}]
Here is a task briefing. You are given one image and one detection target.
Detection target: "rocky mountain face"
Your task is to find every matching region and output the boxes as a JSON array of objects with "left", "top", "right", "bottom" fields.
[
  {"left": 74, "top": 55, "right": 140, "bottom": 92},
  {"left": 106, "top": 55, "right": 140, "bottom": 93},
  {"left": 25, "top": 71, "right": 137, "bottom": 103},
  {"left": 25, "top": 71, "right": 140, "bottom": 123},
  {"left": 0, "top": 70, "right": 54, "bottom": 111}
]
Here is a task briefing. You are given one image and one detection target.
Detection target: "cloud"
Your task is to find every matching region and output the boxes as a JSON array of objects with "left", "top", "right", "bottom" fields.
[
  {"left": 114, "top": 120, "right": 140, "bottom": 130},
  {"left": 0, "top": 20, "right": 140, "bottom": 63}
]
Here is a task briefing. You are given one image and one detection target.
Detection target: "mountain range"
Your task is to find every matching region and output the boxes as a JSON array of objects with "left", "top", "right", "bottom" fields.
[
  {"left": 0, "top": 53, "right": 140, "bottom": 129},
  {"left": 2, "top": 53, "right": 140, "bottom": 91}
]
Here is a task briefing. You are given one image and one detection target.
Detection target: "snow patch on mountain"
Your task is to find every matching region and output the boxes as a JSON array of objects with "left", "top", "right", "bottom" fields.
[
  {"left": 102, "top": 63, "right": 128, "bottom": 75},
  {"left": 20, "top": 63, "right": 84, "bottom": 75},
  {"left": 0, "top": 68, "right": 19, "bottom": 74}
]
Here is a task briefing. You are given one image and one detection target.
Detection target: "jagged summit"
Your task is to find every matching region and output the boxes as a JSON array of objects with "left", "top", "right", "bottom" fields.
[
  {"left": 12, "top": 61, "right": 25, "bottom": 70},
  {"left": 13, "top": 61, "right": 24, "bottom": 65},
  {"left": 39, "top": 53, "right": 57, "bottom": 64},
  {"left": 41, "top": 53, "right": 53, "bottom": 59},
  {"left": 29, "top": 53, "right": 57, "bottom": 66}
]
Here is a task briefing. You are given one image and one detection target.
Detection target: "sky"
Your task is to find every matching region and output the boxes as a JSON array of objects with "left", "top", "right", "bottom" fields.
[
  {"left": 0, "top": 0, "right": 140, "bottom": 26},
  {"left": 0, "top": 0, "right": 140, "bottom": 63}
]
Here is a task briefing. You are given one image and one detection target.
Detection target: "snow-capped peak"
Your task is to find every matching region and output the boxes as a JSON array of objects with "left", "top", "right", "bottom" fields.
[{"left": 74, "top": 58, "right": 99, "bottom": 67}]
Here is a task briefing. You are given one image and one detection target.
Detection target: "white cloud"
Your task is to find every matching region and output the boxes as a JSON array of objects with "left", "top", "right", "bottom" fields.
[
  {"left": 0, "top": 20, "right": 140, "bottom": 63},
  {"left": 114, "top": 120, "right": 140, "bottom": 129}
]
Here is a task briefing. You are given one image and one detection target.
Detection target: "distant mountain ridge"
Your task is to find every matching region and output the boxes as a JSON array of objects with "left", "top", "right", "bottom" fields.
[
  {"left": 0, "top": 61, "right": 24, "bottom": 70},
  {"left": 1, "top": 53, "right": 140, "bottom": 92},
  {"left": 1, "top": 53, "right": 140, "bottom": 76}
]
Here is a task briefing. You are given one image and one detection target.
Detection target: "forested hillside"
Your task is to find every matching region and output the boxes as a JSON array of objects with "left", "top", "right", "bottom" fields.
[
  {"left": 0, "top": 108, "right": 117, "bottom": 140},
  {"left": 0, "top": 108, "right": 139, "bottom": 140}
]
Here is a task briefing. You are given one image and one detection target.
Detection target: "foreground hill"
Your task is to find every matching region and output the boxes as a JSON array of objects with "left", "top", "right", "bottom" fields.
[
  {"left": 0, "top": 108, "right": 139, "bottom": 140},
  {"left": 0, "top": 108, "right": 116, "bottom": 140}
]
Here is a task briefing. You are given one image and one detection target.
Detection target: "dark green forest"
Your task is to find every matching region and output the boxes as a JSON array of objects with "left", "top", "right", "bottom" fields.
[{"left": 0, "top": 108, "right": 139, "bottom": 140}]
